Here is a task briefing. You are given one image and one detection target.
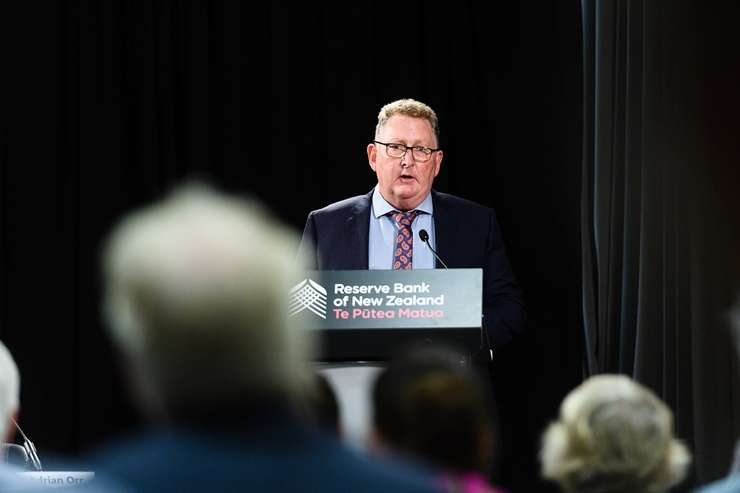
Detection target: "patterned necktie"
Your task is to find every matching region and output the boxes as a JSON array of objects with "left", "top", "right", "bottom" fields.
[{"left": 392, "top": 210, "right": 420, "bottom": 270}]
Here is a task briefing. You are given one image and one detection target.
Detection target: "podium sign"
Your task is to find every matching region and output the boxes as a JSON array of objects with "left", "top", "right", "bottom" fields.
[{"left": 289, "top": 269, "right": 483, "bottom": 360}]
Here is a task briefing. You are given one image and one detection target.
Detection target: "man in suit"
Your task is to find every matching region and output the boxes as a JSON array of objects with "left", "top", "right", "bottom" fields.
[
  {"left": 299, "top": 99, "right": 525, "bottom": 347},
  {"left": 88, "top": 184, "right": 441, "bottom": 493}
]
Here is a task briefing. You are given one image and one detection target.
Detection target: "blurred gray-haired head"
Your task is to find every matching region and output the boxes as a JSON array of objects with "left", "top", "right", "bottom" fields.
[
  {"left": 540, "top": 374, "right": 690, "bottom": 493},
  {"left": 102, "top": 183, "right": 313, "bottom": 415},
  {"left": 0, "top": 341, "right": 20, "bottom": 440}
]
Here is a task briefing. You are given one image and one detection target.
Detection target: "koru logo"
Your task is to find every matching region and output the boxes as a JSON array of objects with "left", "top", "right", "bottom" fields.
[{"left": 289, "top": 279, "right": 328, "bottom": 319}]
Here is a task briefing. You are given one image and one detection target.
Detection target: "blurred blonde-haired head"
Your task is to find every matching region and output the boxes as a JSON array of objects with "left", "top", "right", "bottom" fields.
[
  {"left": 540, "top": 374, "right": 690, "bottom": 493},
  {"left": 102, "top": 183, "right": 313, "bottom": 415}
]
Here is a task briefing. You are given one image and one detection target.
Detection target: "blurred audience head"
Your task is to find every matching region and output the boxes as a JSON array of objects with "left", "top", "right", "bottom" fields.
[
  {"left": 540, "top": 374, "right": 691, "bottom": 493},
  {"left": 102, "top": 183, "right": 313, "bottom": 419},
  {"left": 372, "top": 345, "right": 494, "bottom": 475},
  {"left": 305, "top": 372, "right": 340, "bottom": 436},
  {"left": 0, "top": 341, "right": 19, "bottom": 442}
]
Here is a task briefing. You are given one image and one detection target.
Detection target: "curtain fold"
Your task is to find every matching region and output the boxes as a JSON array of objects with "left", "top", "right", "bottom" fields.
[{"left": 581, "top": 0, "right": 644, "bottom": 377}]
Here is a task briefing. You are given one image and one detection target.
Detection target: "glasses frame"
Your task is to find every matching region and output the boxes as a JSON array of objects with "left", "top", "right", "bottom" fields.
[{"left": 372, "top": 140, "right": 441, "bottom": 162}]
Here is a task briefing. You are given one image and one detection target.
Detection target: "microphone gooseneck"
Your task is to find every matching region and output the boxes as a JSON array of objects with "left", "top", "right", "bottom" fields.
[
  {"left": 418, "top": 229, "right": 449, "bottom": 269},
  {"left": 13, "top": 419, "right": 42, "bottom": 471},
  {"left": 418, "top": 229, "right": 493, "bottom": 360}
]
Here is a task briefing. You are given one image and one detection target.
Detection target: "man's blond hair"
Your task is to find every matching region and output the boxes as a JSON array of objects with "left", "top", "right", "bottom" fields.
[{"left": 375, "top": 99, "right": 439, "bottom": 144}]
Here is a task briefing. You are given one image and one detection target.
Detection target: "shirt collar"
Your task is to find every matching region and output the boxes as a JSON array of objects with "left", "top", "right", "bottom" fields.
[{"left": 372, "top": 187, "right": 434, "bottom": 218}]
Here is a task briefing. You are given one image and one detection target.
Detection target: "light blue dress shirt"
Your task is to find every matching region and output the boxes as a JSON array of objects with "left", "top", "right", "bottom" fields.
[{"left": 368, "top": 187, "right": 436, "bottom": 270}]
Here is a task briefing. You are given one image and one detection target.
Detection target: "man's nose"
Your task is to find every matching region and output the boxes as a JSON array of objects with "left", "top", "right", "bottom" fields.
[{"left": 400, "top": 148, "right": 416, "bottom": 167}]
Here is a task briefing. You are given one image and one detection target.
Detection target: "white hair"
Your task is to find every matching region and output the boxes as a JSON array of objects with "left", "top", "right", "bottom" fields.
[
  {"left": 102, "top": 184, "right": 314, "bottom": 412},
  {"left": 540, "top": 374, "right": 691, "bottom": 493},
  {"left": 0, "top": 341, "right": 20, "bottom": 440}
]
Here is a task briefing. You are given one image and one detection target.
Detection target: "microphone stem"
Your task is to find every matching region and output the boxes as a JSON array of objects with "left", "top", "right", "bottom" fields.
[{"left": 424, "top": 240, "right": 449, "bottom": 269}]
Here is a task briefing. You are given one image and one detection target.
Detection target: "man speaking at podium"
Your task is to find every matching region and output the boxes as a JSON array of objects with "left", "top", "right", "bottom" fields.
[{"left": 299, "top": 99, "right": 526, "bottom": 347}]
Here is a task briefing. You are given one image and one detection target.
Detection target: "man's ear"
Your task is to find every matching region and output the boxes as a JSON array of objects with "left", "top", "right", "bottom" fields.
[
  {"left": 367, "top": 143, "right": 378, "bottom": 172},
  {"left": 433, "top": 149, "right": 443, "bottom": 178},
  {"left": 124, "top": 358, "right": 168, "bottom": 424}
]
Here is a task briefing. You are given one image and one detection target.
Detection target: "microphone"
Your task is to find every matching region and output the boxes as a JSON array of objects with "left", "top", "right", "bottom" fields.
[
  {"left": 419, "top": 229, "right": 493, "bottom": 361},
  {"left": 418, "top": 229, "right": 449, "bottom": 269},
  {"left": 12, "top": 419, "right": 42, "bottom": 471}
]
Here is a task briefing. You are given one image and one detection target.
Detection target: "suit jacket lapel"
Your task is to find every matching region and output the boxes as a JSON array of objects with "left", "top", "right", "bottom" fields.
[
  {"left": 432, "top": 190, "right": 458, "bottom": 268},
  {"left": 345, "top": 191, "right": 372, "bottom": 269}
]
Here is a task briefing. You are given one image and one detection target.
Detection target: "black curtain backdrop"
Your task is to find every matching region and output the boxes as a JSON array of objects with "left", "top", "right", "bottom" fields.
[
  {"left": 581, "top": 0, "right": 740, "bottom": 489},
  {"left": 0, "top": 2, "right": 582, "bottom": 491}
]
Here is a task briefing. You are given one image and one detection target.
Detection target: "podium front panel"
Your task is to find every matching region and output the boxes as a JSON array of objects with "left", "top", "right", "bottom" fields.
[{"left": 289, "top": 269, "right": 482, "bottom": 360}]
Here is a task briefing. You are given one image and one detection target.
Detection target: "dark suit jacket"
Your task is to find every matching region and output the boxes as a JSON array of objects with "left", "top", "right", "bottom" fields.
[
  {"left": 298, "top": 190, "right": 526, "bottom": 347},
  {"left": 84, "top": 414, "right": 442, "bottom": 493}
]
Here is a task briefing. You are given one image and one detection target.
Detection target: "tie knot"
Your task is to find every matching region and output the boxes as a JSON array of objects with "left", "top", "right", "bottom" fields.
[{"left": 392, "top": 210, "right": 420, "bottom": 227}]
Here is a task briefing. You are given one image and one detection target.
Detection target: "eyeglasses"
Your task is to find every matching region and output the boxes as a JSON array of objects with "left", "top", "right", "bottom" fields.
[{"left": 373, "top": 141, "right": 440, "bottom": 162}]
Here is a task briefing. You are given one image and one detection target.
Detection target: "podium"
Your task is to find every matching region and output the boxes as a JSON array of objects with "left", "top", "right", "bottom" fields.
[
  {"left": 291, "top": 268, "right": 484, "bottom": 449},
  {"left": 290, "top": 268, "right": 483, "bottom": 361}
]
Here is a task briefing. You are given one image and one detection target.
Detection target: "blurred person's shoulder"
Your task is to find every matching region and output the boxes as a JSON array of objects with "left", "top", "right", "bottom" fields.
[
  {"left": 83, "top": 424, "right": 442, "bottom": 493},
  {"left": 695, "top": 474, "right": 740, "bottom": 493},
  {"left": 309, "top": 436, "right": 443, "bottom": 493}
]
